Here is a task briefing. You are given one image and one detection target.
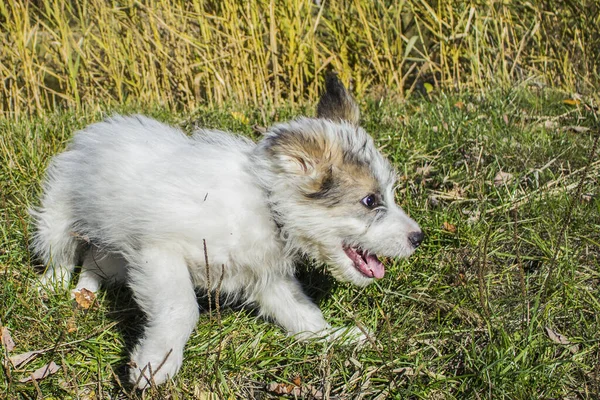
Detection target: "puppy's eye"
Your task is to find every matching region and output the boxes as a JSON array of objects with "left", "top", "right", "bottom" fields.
[{"left": 361, "top": 194, "right": 378, "bottom": 209}]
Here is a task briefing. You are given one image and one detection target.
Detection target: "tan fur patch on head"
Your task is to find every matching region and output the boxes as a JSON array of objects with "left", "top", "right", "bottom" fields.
[{"left": 265, "top": 122, "right": 380, "bottom": 208}]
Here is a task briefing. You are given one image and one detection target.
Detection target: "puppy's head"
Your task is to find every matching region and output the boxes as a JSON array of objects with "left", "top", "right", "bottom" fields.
[{"left": 255, "top": 74, "right": 423, "bottom": 286}]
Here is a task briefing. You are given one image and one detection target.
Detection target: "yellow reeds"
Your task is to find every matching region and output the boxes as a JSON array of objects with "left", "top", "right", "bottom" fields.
[{"left": 0, "top": 0, "right": 597, "bottom": 117}]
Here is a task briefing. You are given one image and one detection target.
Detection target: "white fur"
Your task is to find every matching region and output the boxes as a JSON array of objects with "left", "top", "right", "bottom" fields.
[{"left": 31, "top": 114, "right": 421, "bottom": 388}]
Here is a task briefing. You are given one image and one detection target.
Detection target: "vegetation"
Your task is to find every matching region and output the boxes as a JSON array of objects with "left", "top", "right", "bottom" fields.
[
  {"left": 1, "top": 0, "right": 599, "bottom": 399},
  {"left": 1, "top": 0, "right": 599, "bottom": 116}
]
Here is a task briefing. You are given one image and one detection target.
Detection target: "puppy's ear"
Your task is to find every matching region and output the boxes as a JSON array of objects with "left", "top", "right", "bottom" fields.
[
  {"left": 267, "top": 130, "right": 324, "bottom": 176},
  {"left": 316, "top": 72, "right": 360, "bottom": 125}
]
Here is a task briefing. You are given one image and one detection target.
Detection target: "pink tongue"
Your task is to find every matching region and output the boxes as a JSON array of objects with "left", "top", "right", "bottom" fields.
[{"left": 365, "top": 253, "right": 385, "bottom": 279}]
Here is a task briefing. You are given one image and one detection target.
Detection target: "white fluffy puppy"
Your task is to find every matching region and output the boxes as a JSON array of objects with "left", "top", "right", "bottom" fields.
[{"left": 31, "top": 75, "right": 423, "bottom": 388}]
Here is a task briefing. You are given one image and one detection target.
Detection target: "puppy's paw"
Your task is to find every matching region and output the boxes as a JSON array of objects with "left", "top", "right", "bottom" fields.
[
  {"left": 37, "top": 269, "right": 72, "bottom": 294},
  {"left": 129, "top": 346, "right": 183, "bottom": 389},
  {"left": 292, "top": 325, "right": 372, "bottom": 346},
  {"left": 328, "top": 325, "right": 372, "bottom": 346}
]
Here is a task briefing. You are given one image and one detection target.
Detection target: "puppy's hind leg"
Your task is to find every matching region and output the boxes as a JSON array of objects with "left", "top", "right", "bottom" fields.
[
  {"left": 127, "top": 247, "right": 199, "bottom": 389},
  {"left": 73, "top": 246, "right": 127, "bottom": 294},
  {"left": 31, "top": 198, "right": 80, "bottom": 291}
]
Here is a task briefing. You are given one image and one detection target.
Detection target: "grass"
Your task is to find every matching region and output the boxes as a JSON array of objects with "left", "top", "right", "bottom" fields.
[
  {"left": 1, "top": 87, "right": 599, "bottom": 399},
  {"left": 1, "top": 0, "right": 599, "bottom": 116},
  {"left": 1, "top": 0, "right": 599, "bottom": 397}
]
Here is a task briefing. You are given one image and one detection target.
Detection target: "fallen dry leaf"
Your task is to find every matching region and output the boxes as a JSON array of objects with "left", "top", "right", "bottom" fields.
[
  {"left": 442, "top": 222, "right": 457, "bottom": 233},
  {"left": 416, "top": 164, "right": 433, "bottom": 177},
  {"left": 454, "top": 101, "right": 464, "bottom": 109},
  {"left": 266, "top": 382, "right": 323, "bottom": 399},
  {"left": 563, "top": 125, "right": 590, "bottom": 133},
  {"left": 292, "top": 375, "right": 302, "bottom": 386},
  {"left": 545, "top": 327, "right": 579, "bottom": 354},
  {"left": 428, "top": 195, "right": 440, "bottom": 207},
  {"left": 74, "top": 288, "right": 96, "bottom": 310},
  {"left": 494, "top": 171, "right": 513, "bottom": 187},
  {"left": 466, "top": 210, "right": 481, "bottom": 224},
  {"left": 9, "top": 350, "right": 42, "bottom": 368},
  {"left": 1, "top": 326, "right": 15, "bottom": 352},
  {"left": 67, "top": 316, "right": 77, "bottom": 333},
  {"left": 195, "top": 392, "right": 219, "bottom": 400},
  {"left": 19, "top": 361, "right": 60, "bottom": 383},
  {"left": 563, "top": 99, "right": 581, "bottom": 106},
  {"left": 267, "top": 382, "right": 297, "bottom": 395},
  {"left": 503, "top": 114, "right": 509, "bottom": 125}
]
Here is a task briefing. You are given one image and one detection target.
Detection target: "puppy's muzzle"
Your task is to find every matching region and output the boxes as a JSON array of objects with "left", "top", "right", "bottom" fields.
[{"left": 408, "top": 230, "right": 424, "bottom": 248}]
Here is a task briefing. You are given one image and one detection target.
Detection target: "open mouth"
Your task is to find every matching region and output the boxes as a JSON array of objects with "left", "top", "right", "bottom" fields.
[{"left": 343, "top": 245, "right": 385, "bottom": 279}]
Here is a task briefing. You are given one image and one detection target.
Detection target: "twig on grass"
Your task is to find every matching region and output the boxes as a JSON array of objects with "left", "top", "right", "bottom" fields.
[{"left": 204, "top": 239, "right": 212, "bottom": 319}]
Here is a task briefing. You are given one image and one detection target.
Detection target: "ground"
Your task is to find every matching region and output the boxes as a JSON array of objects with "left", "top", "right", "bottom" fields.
[{"left": 1, "top": 88, "right": 599, "bottom": 399}]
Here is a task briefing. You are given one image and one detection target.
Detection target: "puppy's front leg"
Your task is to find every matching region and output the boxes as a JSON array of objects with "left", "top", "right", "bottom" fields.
[
  {"left": 254, "top": 274, "right": 331, "bottom": 340},
  {"left": 128, "top": 247, "right": 199, "bottom": 389}
]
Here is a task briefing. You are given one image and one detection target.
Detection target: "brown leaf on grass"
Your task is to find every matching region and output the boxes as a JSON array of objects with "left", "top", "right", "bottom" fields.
[
  {"left": 292, "top": 375, "right": 302, "bottom": 386},
  {"left": 441, "top": 222, "right": 457, "bottom": 233},
  {"left": 427, "top": 195, "right": 439, "bottom": 207},
  {"left": 199, "top": 393, "right": 220, "bottom": 400},
  {"left": 543, "top": 120, "right": 559, "bottom": 130},
  {"left": 494, "top": 171, "right": 513, "bottom": 187},
  {"left": 67, "top": 316, "right": 77, "bottom": 333},
  {"left": 503, "top": 114, "right": 509, "bottom": 125},
  {"left": 19, "top": 361, "right": 60, "bottom": 383},
  {"left": 267, "top": 382, "right": 297, "bottom": 395},
  {"left": 545, "top": 327, "right": 579, "bottom": 354},
  {"left": 266, "top": 382, "right": 323, "bottom": 399},
  {"left": 563, "top": 125, "right": 590, "bottom": 133},
  {"left": 1, "top": 326, "right": 15, "bottom": 352},
  {"left": 454, "top": 101, "right": 464, "bottom": 109},
  {"left": 74, "top": 288, "right": 96, "bottom": 310},
  {"left": 416, "top": 164, "right": 433, "bottom": 177},
  {"left": 9, "top": 350, "right": 42, "bottom": 368}
]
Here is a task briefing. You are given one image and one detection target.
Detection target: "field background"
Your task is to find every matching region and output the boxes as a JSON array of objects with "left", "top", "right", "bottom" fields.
[{"left": 1, "top": 0, "right": 599, "bottom": 399}]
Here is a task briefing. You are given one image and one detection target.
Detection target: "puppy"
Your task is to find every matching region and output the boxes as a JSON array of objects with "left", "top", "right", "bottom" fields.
[{"left": 31, "top": 74, "right": 423, "bottom": 388}]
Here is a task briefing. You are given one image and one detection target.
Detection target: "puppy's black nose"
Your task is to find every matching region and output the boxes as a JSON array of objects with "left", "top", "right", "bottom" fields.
[{"left": 408, "top": 230, "right": 424, "bottom": 248}]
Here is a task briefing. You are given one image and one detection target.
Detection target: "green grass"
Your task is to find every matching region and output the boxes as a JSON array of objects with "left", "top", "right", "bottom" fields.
[{"left": 1, "top": 88, "right": 599, "bottom": 399}]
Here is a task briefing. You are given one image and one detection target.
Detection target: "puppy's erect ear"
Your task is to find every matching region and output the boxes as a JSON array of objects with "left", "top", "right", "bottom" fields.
[{"left": 316, "top": 73, "right": 360, "bottom": 125}]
